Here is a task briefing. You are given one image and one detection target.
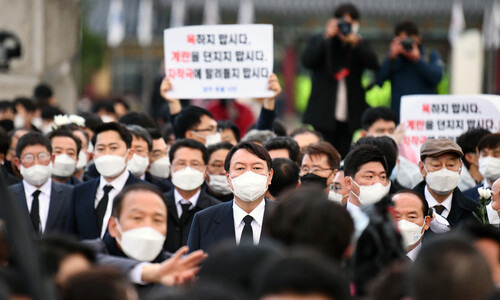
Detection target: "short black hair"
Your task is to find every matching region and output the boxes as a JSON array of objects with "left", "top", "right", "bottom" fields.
[
  {"left": 0, "top": 127, "right": 9, "bottom": 156},
  {"left": 224, "top": 142, "right": 272, "bottom": 172},
  {"left": 395, "top": 21, "right": 420, "bottom": 37},
  {"left": 456, "top": 128, "right": 491, "bottom": 169},
  {"left": 147, "top": 128, "right": 163, "bottom": 140},
  {"left": 268, "top": 158, "right": 300, "bottom": 198},
  {"left": 47, "top": 128, "right": 82, "bottom": 154},
  {"left": 477, "top": 133, "right": 500, "bottom": 153},
  {"left": 79, "top": 112, "right": 103, "bottom": 132},
  {"left": 112, "top": 98, "right": 130, "bottom": 110},
  {"left": 91, "top": 100, "right": 115, "bottom": 114},
  {"left": 352, "top": 136, "right": 398, "bottom": 177},
  {"left": 112, "top": 183, "right": 165, "bottom": 218},
  {"left": 334, "top": 3, "right": 360, "bottom": 20},
  {"left": 91, "top": 122, "right": 132, "bottom": 149},
  {"left": 175, "top": 106, "right": 214, "bottom": 138},
  {"left": 361, "top": 107, "right": 398, "bottom": 131},
  {"left": 263, "top": 136, "right": 301, "bottom": 163},
  {"left": 392, "top": 189, "right": 431, "bottom": 217},
  {"left": 272, "top": 119, "right": 287, "bottom": 137},
  {"left": 217, "top": 120, "right": 241, "bottom": 142},
  {"left": 298, "top": 141, "right": 341, "bottom": 170},
  {"left": 16, "top": 132, "right": 52, "bottom": 158},
  {"left": 207, "top": 142, "right": 234, "bottom": 160},
  {"left": 41, "top": 106, "right": 64, "bottom": 120},
  {"left": 33, "top": 83, "right": 53, "bottom": 100},
  {"left": 169, "top": 138, "right": 208, "bottom": 165},
  {"left": 13, "top": 97, "right": 36, "bottom": 112},
  {"left": 344, "top": 144, "right": 388, "bottom": 178},
  {"left": 0, "top": 100, "right": 13, "bottom": 112},
  {"left": 460, "top": 223, "right": 500, "bottom": 256},
  {"left": 409, "top": 235, "right": 495, "bottom": 300},
  {"left": 119, "top": 112, "right": 156, "bottom": 130},
  {"left": 126, "top": 125, "right": 152, "bottom": 152},
  {"left": 267, "top": 186, "right": 354, "bottom": 261},
  {"left": 255, "top": 250, "right": 350, "bottom": 300}
]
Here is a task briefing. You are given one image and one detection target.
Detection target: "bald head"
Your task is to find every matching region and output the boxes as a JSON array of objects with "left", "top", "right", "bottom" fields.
[{"left": 491, "top": 178, "right": 500, "bottom": 211}]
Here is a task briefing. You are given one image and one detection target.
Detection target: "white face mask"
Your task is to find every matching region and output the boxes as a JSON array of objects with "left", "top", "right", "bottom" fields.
[
  {"left": 478, "top": 156, "right": 500, "bottom": 182},
  {"left": 94, "top": 151, "right": 128, "bottom": 178},
  {"left": 20, "top": 163, "right": 53, "bottom": 186},
  {"left": 424, "top": 165, "right": 460, "bottom": 195},
  {"left": 149, "top": 156, "right": 170, "bottom": 179},
  {"left": 172, "top": 166, "right": 205, "bottom": 191},
  {"left": 230, "top": 171, "right": 269, "bottom": 202},
  {"left": 127, "top": 154, "right": 149, "bottom": 176},
  {"left": 115, "top": 220, "right": 166, "bottom": 262},
  {"left": 14, "top": 115, "right": 25, "bottom": 129},
  {"left": 76, "top": 151, "right": 88, "bottom": 171},
  {"left": 397, "top": 219, "right": 425, "bottom": 250},
  {"left": 87, "top": 142, "right": 94, "bottom": 154},
  {"left": 207, "top": 173, "right": 233, "bottom": 195},
  {"left": 205, "top": 132, "right": 222, "bottom": 147},
  {"left": 351, "top": 180, "right": 391, "bottom": 206},
  {"left": 328, "top": 190, "right": 346, "bottom": 204},
  {"left": 52, "top": 154, "right": 77, "bottom": 177},
  {"left": 31, "top": 117, "right": 43, "bottom": 129}
]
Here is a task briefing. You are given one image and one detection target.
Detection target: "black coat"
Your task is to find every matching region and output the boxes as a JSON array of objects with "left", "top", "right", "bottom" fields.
[
  {"left": 163, "top": 189, "right": 221, "bottom": 253},
  {"left": 413, "top": 181, "right": 478, "bottom": 227},
  {"left": 302, "top": 34, "right": 379, "bottom": 132}
]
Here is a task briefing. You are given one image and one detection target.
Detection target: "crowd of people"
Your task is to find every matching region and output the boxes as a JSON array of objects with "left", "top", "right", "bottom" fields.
[{"left": 0, "top": 2, "right": 499, "bottom": 300}]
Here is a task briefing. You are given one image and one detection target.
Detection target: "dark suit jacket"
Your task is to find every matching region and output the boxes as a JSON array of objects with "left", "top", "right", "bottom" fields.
[
  {"left": 66, "top": 172, "right": 144, "bottom": 240},
  {"left": 9, "top": 181, "right": 73, "bottom": 236},
  {"left": 187, "top": 199, "right": 275, "bottom": 253},
  {"left": 413, "top": 181, "right": 478, "bottom": 228},
  {"left": 145, "top": 172, "right": 173, "bottom": 193},
  {"left": 164, "top": 188, "right": 220, "bottom": 252},
  {"left": 463, "top": 183, "right": 484, "bottom": 202}
]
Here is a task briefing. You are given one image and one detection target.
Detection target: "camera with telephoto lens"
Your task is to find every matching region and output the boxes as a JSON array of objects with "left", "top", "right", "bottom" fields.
[
  {"left": 400, "top": 37, "right": 414, "bottom": 52},
  {"left": 337, "top": 18, "right": 352, "bottom": 36},
  {"left": 0, "top": 31, "right": 22, "bottom": 71}
]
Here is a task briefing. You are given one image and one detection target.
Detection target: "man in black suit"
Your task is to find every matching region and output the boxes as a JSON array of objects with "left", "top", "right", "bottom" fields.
[
  {"left": 48, "top": 128, "right": 82, "bottom": 186},
  {"left": 188, "top": 142, "right": 275, "bottom": 253},
  {"left": 9, "top": 132, "right": 73, "bottom": 235},
  {"left": 83, "top": 184, "right": 207, "bottom": 297},
  {"left": 413, "top": 138, "right": 478, "bottom": 232},
  {"left": 66, "top": 122, "right": 143, "bottom": 240},
  {"left": 164, "top": 139, "right": 220, "bottom": 253}
]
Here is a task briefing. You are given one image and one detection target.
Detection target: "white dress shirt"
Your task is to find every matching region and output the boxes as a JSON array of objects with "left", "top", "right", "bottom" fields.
[
  {"left": 486, "top": 203, "right": 500, "bottom": 227},
  {"left": 424, "top": 185, "right": 453, "bottom": 218},
  {"left": 407, "top": 242, "right": 422, "bottom": 261},
  {"left": 233, "top": 199, "right": 265, "bottom": 245},
  {"left": 346, "top": 200, "right": 370, "bottom": 242},
  {"left": 95, "top": 171, "right": 130, "bottom": 238},
  {"left": 174, "top": 188, "right": 200, "bottom": 218},
  {"left": 23, "top": 178, "right": 52, "bottom": 233}
]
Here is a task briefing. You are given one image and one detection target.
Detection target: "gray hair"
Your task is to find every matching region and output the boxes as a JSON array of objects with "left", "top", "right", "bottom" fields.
[
  {"left": 241, "top": 129, "right": 277, "bottom": 145},
  {"left": 126, "top": 125, "right": 152, "bottom": 151}
]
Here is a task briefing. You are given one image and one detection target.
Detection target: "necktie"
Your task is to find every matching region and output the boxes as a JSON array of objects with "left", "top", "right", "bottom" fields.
[
  {"left": 241, "top": 215, "right": 254, "bottom": 245},
  {"left": 180, "top": 203, "right": 192, "bottom": 225},
  {"left": 434, "top": 205, "right": 445, "bottom": 215},
  {"left": 96, "top": 185, "right": 113, "bottom": 231},
  {"left": 30, "top": 190, "right": 41, "bottom": 233}
]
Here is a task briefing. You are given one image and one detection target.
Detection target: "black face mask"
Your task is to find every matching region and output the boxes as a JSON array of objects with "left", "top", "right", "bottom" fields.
[{"left": 300, "top": 173, "right": 328, "bottom": 188}]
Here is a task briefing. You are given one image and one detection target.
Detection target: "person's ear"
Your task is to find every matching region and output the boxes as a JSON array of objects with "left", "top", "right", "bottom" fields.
[
  {"left": 418, "top": 161, "right": 427, "bottom": 177},
  {"left": 360, "top": 130, "right": 367, "bottom": 138},
  {"left": 108, "top": 217, "right": 119, "bottom": 239},
  {"left": 267, "top": 168, "right": 274, "bottom": 185},
  {"left": 344, "top": 176, "right": 352, "bottom": 191},
  {"left": 14, "top": 157, "right": 20, "bottom": 170},
  {"left": 464, "top": 153, "right": 477, "bottom": 165},
  {"left": 423, "top": 215, "right": 431, "bottom": 231}
]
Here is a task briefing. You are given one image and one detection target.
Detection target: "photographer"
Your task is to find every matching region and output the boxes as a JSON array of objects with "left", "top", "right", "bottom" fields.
[
  {"left": 302, "top": 3, "right": 378, "bottom": 158},
  {"left": 376, "top": 21, "right": 443, "bottom": 120}
]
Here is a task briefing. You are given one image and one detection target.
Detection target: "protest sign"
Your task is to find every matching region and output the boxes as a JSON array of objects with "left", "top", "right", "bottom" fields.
[
  {"left": 163, "top": 24, "right": 274, "bottom": 99},
  {"left": 400, "top": 95, "right": 500, "bottom": 164}
]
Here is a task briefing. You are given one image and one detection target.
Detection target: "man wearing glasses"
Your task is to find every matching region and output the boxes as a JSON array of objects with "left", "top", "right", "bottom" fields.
[
  {"left": 298, "top": 141, "right": 341, "bottom": 193},
  {"left": 10, "top": 132, "right": 73, "bottom": 236},
  {"left": 164, "top": 139, "right": 220, "bottom": 253}
]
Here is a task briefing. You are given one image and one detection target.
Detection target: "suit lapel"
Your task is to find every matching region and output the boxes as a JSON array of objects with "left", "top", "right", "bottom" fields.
[
  {"left": 260, "top": 199, "right": 275, "bottom": 240},
  {"left": 14, "top": 183, "right": 29, "bottom": 212},
  {"left": 166, "top": 190, "right": 181, "bottom": 224},
  {"left": 85, "top": 178, "right": 101, "bottom": 233},
  {"left": 212, "top": 202, "right": 235, "bottom": 244},
  {"left": 447, "top": 189, "right": 465, "bottom": 227},
  {"left": 45, "top": 182, "right": 62, "bottom": 232}
]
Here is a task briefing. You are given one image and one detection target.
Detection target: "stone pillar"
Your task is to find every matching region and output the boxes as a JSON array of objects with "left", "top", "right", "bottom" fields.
[{"left": 0, "top": 0, "right": 80, "bottom": 113}]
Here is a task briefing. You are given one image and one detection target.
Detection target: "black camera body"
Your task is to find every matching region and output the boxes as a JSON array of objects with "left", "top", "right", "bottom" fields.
[
  {"left": 401, "top": 37, "right": 414, "bottom": 52},
  {"left": 337, "top": 18, "right": 352, "bottom": 36},
  {"left": 0, "top": 31, "right": 22, "bottom": 71}
]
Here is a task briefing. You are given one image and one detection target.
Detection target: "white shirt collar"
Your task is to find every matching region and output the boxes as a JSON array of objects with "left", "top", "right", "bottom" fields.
[
  {"left": 407, "top": 242, "right": 422, "bottom": 261},
  {"left": 174, "top": 188, "right": 201, "bottom": 208},
  {"left": 424, "top": 184, "right": 453, "bottom": 217},
  {"left": 23, "top": 177, "right": 52, "bottom": 197},
  {"left": 232, "top": 198, "right": 266, "bottom": 228},
  {"left": 482, "top": 179, "right": 492, "bottom": 189},
  {"left": 98, "top": 170, "right": 129, "bottom": 192}
]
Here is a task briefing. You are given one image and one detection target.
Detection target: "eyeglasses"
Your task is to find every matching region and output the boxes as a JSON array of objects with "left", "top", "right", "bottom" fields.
[
  {"left": 21, "top": 152, "right": 51, "bottom": 166},
  {"left": 172, "top": 161, "right": 204, "bottom": 170},
  {"left": 299, "top": 166, "right": 334, "bottom": 176}
]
